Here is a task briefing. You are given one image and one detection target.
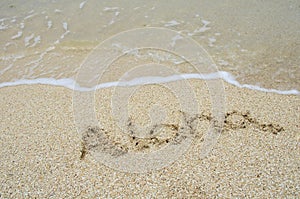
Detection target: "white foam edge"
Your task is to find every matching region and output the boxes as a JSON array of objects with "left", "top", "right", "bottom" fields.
[
  {"left": 0, "top": 71, "right": 298, "bottom": 95},
  {"left": 79, "top": 1, "right": 88, "bottom": 9}
]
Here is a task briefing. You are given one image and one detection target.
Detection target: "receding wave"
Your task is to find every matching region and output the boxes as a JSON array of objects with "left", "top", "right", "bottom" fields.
[{"left": 0, "top": 71, "right": 298, "bottom": 95}]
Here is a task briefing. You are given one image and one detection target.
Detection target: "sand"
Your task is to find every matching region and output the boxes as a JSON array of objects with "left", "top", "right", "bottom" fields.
[{"left": 0, "top": 80, "right": 299, "bottom": 198}]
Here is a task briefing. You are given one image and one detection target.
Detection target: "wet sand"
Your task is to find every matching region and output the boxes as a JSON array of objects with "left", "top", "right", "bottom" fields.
[{"left": 0, "top": 80, "right": 299, "bottom": 198}]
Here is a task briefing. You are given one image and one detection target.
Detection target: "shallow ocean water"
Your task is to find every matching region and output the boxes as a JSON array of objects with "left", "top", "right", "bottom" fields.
[{"left": 0, "top": 0, "right": 299, "bottom": 92}]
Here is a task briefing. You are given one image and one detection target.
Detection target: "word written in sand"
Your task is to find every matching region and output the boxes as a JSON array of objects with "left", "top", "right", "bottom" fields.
[{"left": 80, "top": 110, "right": 284, "bottom": 160}]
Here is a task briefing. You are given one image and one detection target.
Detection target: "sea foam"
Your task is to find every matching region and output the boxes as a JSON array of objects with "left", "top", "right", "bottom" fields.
[{"left": 0, "top": 71, "right": 298, "bottom": 95}]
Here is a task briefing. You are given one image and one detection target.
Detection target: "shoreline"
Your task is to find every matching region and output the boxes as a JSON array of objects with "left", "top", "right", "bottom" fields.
[{"left": 0, "top": 71, "right": 299, "bottom": 95}]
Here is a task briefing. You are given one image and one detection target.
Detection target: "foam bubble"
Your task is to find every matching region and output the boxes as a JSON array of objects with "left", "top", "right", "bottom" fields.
[
  {"left": 20, "top": 22, "right": 25, "bottom": 29},
  {"left": 54, "top": 9, "right": 62, "bottom": 13},
  {"left": 11, "top": 31, "right": 23, "bottom": 40},
  {"left": 0, "top": 22, "right": 8, "bottom": 30},
  {"left": 208, "top": 37, "right": 216, "bottom": 47},
  {"left": 24, "top": 13, "right": 37, "bottom": 20},
  {"left": 79, "top": 1, "right": 88, "bottom": 9},
  {"left": 0, "top": 64, "right": 14, "bottom": 76},
  {"left": 54, "top": 23, "right": 70, "bottom": 43},
  {"left": 164, "top": 20, "right": 180, "bottom": 27},
  {"left": 63, "top": 22, "right": 68, "bottom": 31},
  {"left": 103, "top": 7, "right": 119, "bottom": 11},
  {"left": 24, "top": 33, "right": 35, "bottom": 47},
  {"left": 188, "top": 19, "right": 211, "bottom": 36},
  {"left": 170, "top": 34, "right": 183, "bottom": 47},
  {"left": 47, "top": 20, "right": 52, "bottom": 29},
  {"left": 29, "top": 35, "right": 41, "bottom": 47}
]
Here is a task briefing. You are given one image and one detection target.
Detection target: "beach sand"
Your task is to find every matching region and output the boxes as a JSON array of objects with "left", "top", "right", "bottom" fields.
[{"left": 0, "top": 80, "right": 299, "bottom": 198}]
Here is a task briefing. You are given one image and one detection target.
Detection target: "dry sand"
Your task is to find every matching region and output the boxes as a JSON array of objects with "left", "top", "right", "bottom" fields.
[{"left": 0, "top": 80, "right": 299, "bottom": 198}]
